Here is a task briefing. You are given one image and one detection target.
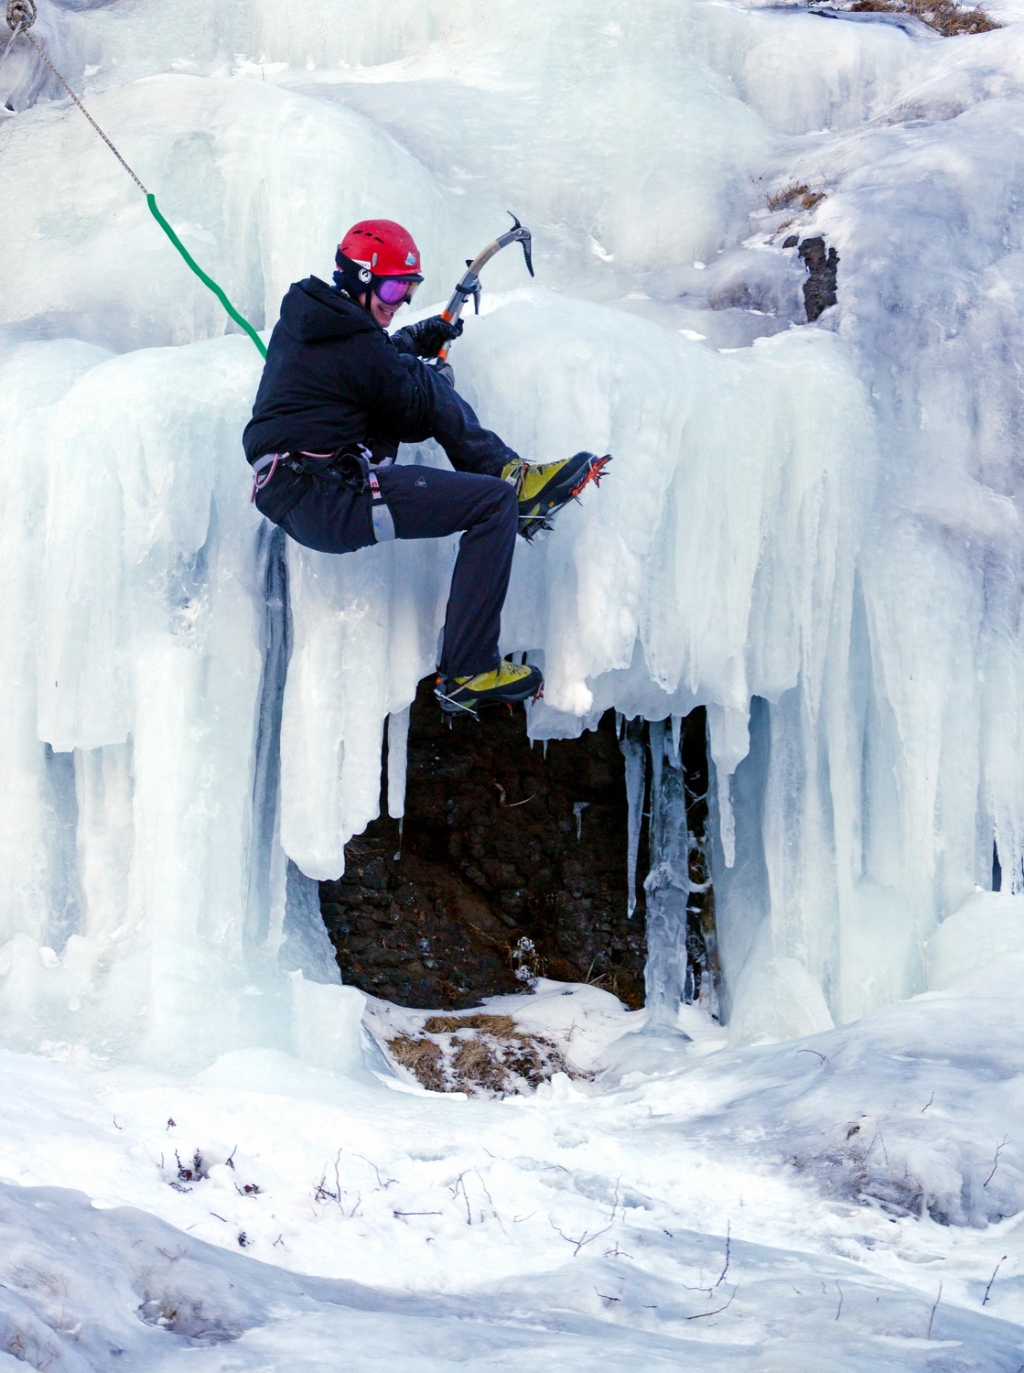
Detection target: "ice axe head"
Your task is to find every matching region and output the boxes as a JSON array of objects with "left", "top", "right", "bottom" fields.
[{"left": 505, "top": 211, "right": 534, "bottom": 278}]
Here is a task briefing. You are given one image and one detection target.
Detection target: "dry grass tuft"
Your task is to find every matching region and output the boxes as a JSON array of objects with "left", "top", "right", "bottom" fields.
[
  {"left": 388, "top": 1035, "right": 446, "bottom": 1092},
  {"left": 423, "top": 1013, "right": 518, "bottom": 1036},
  {"left": 813, "top": 0, "right": 998, "bottom": 34},
  {"left": 387, "top": 1013, "right": 582, "bottom": 1098},
  {"left": 766, "top": 183, "right": 827, "bottom": 213}
]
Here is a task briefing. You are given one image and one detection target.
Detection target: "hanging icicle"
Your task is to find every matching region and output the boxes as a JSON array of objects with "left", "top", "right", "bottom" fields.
[
  {"left": 387, "top": 707, "right": 411, "bottom": 821},
  {"left": 620, "top": 717, "right": 647, "bottom": 919}
]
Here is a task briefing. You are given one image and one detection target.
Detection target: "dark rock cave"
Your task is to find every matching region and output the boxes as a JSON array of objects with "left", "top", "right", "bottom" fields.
[{"left": 320, "top": 680, "right": 717, "bottom": 1014}]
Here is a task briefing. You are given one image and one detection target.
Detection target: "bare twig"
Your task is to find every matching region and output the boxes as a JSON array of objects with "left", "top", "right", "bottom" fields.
[
  {"left": 313, "top": 1175, "right": 338, "bottom": 1203},
  {"left": 866, "top": 1125, "right": 889, "bottom": 1167},
  {"left": 797, "top": 1049, "right": 828, "bottom": 1065},
  {"left": 355, "top": 1153, "right": 397, "bottom": 1190},
  {"left": 686, "top": 1286, "right": 738, "bottom": 1321},
  {"left": 983, "top": 1256, "right": 1008, "bottom": 1306},
  {"left": 835, "top": 1281, "right": 844, "bottom": 1320},
  {"left": 550, "top": 1218, "right": 613, "bottom": 1256},
  {"left": 473, "top": 1169, "right": 495, "bottom": 1208},
  {"left": 927, "top": 1282, "right": 943, "bottom": 1338},
  {"left": 394, "top": 1210, "right": 443, "bottom": 1218},
  {"left": 494, "top": 782, "right": 538, "bottom": 808},
  {"left": 921, "top": 1093, "right": 935, "bottom": 1113},
  {"left": 714, "top": 1223, "right": 731, "bottom": 1288},
  {"left": 450, "top": 1172, "right": 473, "bottom": 1224},
  {"left": 984, "top": 1137, "right": 1010, "bottom": 1188},
  {"left": 596, "top": 1290, "right": 620, "bottom": 1304}
]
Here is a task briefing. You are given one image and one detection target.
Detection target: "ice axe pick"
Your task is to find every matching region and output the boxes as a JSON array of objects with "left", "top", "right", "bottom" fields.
[{"left": 434, "top": 212, "right": 534, "bottom": 364}]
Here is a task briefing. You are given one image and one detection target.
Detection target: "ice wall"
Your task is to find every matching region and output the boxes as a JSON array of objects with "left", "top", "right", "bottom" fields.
[{"left": 2, "top": 0, "right": 1024, "bottom": 1057}]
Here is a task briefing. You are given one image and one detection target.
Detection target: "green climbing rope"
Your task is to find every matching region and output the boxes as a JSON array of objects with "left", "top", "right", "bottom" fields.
[
  {"left": 146, "top": 195, "right": 268, "bottom": 358},
  {"left": 3, "top": 0, "right": 267, "bottom": 360}
]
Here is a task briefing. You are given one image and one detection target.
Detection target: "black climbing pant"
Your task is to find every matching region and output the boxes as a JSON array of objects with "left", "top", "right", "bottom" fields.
[{"left": 252, "top": 373, "right": 518, "bottom": 680}]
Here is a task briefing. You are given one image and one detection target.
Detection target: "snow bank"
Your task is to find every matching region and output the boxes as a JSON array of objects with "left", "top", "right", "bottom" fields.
[
  {"left": 3, "top": 0, "right": 1024, "bottom": 1051},
  {"left": 2, "top": 961, "right": 1024, "bottom": 1367}
]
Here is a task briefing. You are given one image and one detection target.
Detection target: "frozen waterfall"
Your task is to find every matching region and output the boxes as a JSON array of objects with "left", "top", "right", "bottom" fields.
[{"left": 2, "top": 0, "right": 1024, "bottom": 1063}]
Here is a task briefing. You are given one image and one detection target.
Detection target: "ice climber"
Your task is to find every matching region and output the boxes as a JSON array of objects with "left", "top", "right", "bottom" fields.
[{"left": 243, "top": 219, "right": 608, "bottom": 716}]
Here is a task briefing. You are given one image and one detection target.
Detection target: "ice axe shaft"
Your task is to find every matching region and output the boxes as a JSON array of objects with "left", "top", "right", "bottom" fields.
[{"left": 435, "top": 211, "right": 533, "bottom": 362}]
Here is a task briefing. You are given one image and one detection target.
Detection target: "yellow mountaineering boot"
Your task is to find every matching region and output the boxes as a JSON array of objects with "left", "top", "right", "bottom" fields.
[
  {"left": 435, "top": 659, "right": 544, "bottom": 716},
  {"left": 501, "top": 451, "right": 612, "bottom": 542}
]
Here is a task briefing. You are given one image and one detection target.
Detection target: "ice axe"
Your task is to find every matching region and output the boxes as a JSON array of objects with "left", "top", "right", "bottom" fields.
[{"left": 433, "top": 211, "right": 534, "bottom": 365}]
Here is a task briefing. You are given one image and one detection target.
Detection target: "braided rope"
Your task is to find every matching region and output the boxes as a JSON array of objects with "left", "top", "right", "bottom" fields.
[{"left": 21, "top": 29, "right": 149, "bottom": 193}]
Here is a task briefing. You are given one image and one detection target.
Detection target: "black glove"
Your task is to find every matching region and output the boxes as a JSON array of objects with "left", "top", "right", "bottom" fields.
[{"left": 391, "top": 315, "right": 464, "bottom": 358}]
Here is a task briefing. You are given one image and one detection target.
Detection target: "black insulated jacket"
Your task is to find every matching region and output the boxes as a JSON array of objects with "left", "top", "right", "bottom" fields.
[{"left": 242, "top": 277, "right": 515, "bottom": 475}]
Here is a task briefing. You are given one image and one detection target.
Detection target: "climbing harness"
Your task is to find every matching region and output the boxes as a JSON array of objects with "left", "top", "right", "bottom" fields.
[
  {"left": 250, "top": 452, "right": 280, "bottom": 498},
  {"left": 2, "top": 0, "right": 267, "bottom": 358},
  {"left": 433, "top": 213, "right": 534, "bottom": 366},
  {"left": 367, "top": 468, "right": 396, "bottom": 543},
  {"left": 251, "top": 445, "right": 396, "bottom": 543}
]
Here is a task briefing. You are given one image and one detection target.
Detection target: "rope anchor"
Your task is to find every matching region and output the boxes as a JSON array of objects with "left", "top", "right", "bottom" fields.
[
  {"left": 1, "top": 0, "right": 33, "bottom": 71},
  {"left": 2, "top": 0, "right": 267, "bottom": 358},
  {"left": 5, "top": 0, "right": 36, "bottom": 32}
]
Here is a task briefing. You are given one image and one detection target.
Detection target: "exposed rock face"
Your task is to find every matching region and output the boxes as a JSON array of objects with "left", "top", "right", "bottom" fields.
[
  {"left": 797, "top": 236, "right": 839, "bottom": 321},
  {"left": 321, "top": 680, "right": 646, "bottom": 1009}
]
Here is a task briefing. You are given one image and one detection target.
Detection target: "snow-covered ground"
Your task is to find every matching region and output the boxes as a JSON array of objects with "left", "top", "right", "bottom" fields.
[
  {"left": 4, "top": 0, "right": 1024, "bottom": 1364},
  {"left": 3, "top": 961, "right": 1024, "bottom": 1369}
]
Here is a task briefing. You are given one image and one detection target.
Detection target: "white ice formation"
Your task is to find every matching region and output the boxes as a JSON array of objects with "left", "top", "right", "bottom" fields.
[{"left": 2, "top": 0, "right": 1024, "bottom": 1060}]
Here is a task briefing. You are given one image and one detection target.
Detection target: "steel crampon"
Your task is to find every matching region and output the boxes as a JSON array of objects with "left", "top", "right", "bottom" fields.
[{"left": 570, "top": 453, "right": 612, "bottom": 498}]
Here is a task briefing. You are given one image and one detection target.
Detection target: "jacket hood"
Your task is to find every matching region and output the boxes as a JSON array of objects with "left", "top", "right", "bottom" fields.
[{"left": 279, "top": 277, "right": 379, "bottom": 342}]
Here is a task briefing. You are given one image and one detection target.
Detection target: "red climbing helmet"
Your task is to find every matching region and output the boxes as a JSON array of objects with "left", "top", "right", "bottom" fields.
[
  {"left": 339, "top": 220, "right": 422, "bottom": 276},
  {"left": 334, "top": 219, "right": 424, "bottom": 303}
]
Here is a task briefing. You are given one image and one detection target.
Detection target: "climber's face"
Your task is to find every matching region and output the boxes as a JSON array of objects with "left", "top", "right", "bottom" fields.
[
  {"left": 367, "top": 290, "right": 402, "bottom": 329},
  {"left": 364, "top": 276, "right": 419, "bottom": 329}
]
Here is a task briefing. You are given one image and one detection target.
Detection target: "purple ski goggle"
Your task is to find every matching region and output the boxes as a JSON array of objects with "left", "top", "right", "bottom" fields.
[{"left": 374, "top": 276, "right": 421, "bottom": 305}]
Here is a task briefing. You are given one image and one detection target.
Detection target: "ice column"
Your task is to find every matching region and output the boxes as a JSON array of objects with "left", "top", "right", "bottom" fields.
[
  {"left": 643, "top": 721, "right": 691, "bottom": 1027},
  {"left": 620, "top": 717, "right": 647, "bottom": 919}
]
